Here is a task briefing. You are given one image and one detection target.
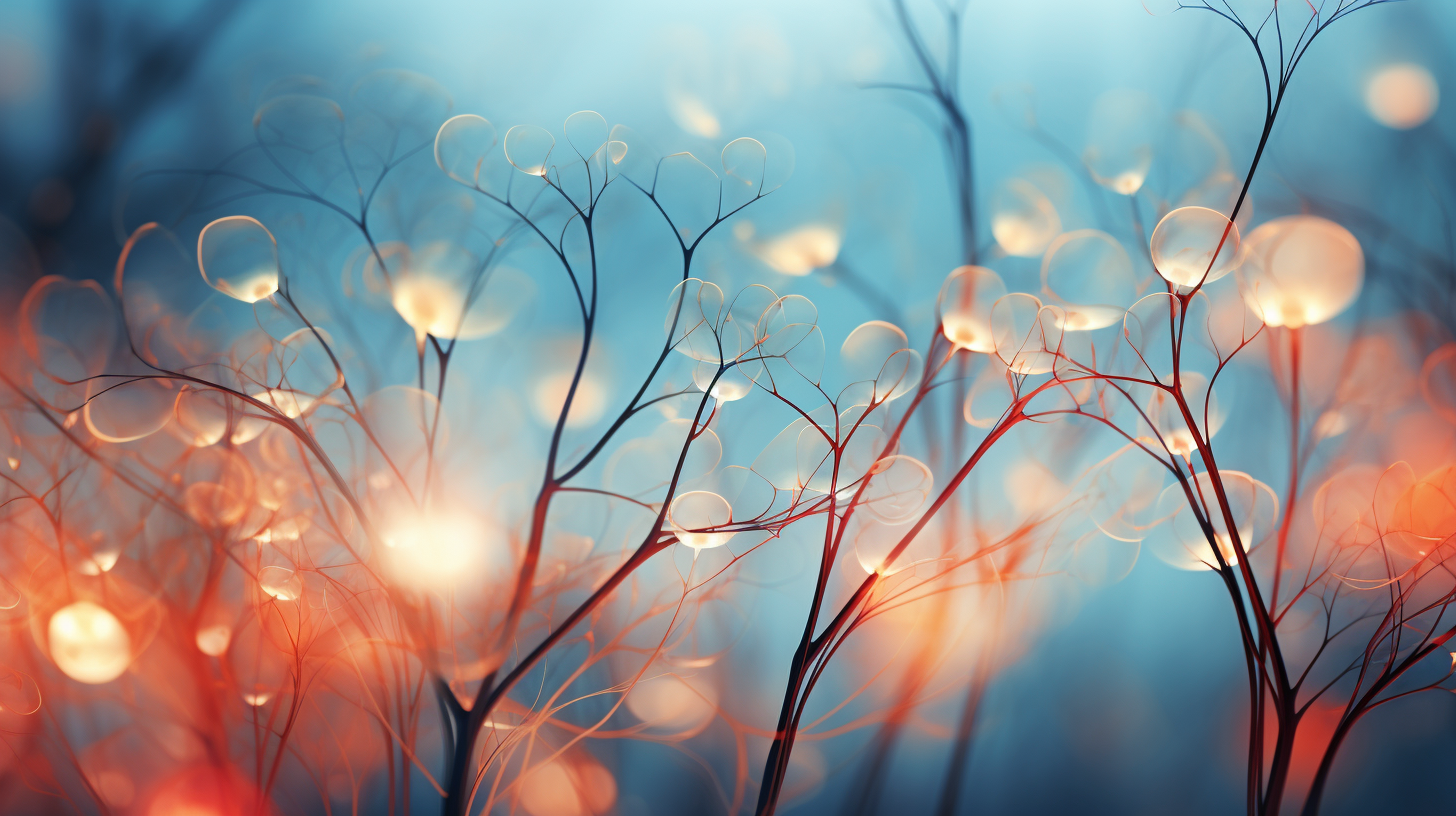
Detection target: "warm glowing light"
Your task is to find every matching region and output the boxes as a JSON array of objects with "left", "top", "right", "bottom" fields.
[
  {"left": 746, "top": 224, "right": 841, "bottom": 276},
  {"left": 626, "top": 675, "right": 718, "bottom": 735},
  {"left": 49, "top": 601, "right": 131, "bottom": 684},
  {"left": 991, "top": 179, "right": 1060, "bottom": 257},
  {"left": 667, "top": 89, "right": 721, "bottom": 138},
  {"left": 533, "top": 371, "right": 608, "bottom": 428},
  {"left": 196, "top": 625, "right": 231, "bottom": 657},
  {"left": 1366, "top": 63, "right": 1438, "bottom": 129},
  {"left": 381, "top": 508, "right": 495, "bottom": 590},
  {"left": 1237, "top": 215, "right": 1364, "bottom": 329},
  {"left": 519, "top": 758, "right": 617, "bottom": 816}
]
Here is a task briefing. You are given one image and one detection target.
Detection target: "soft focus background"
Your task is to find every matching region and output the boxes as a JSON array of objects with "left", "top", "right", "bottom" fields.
[{"left": 2, "top": 1, "right": 1454, "bottom": 814}]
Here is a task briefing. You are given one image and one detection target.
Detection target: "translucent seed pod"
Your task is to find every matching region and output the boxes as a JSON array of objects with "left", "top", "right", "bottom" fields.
[
  {"left": 504, "top": 124, "right": 555, "bottom": 176},
  {"left": 197, "top": 216, "right": 281, "bottom": 303},
  {"left": 938, "top": 265, "right": 1007, "bottom": 353},
  {"left": 669, "top": 491, "right": 735, "bottom": 549},
  {"left": 1150, "top": 206, "right": 1241, "bottom": 289}
]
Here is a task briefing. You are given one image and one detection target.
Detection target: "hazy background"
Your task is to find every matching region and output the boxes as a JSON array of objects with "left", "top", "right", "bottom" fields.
[{"left": 3, "top": 1, "right": 1454, "bottom": 814}]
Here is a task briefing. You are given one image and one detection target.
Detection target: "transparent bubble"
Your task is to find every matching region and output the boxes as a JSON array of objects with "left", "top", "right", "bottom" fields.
[
  {"left": 84, "top": 378, "right": 176, "bottom": 444},
  {"left": 1236, "top": 215, "right": 1364, "bottom": 329},
  {"left": 1366, "top": 63, "right": 1439, "bottom": 130},
  {"left": 1040, "top": 230, "right": 1136, "bottom": 331},
  {"left": 197, "top": 216, "right": 280, "bottom": 303},
  {"left": 991, "top": 179, "right": 1060, "bottom": 257},
  {"left": 563, "top": 110, "right": 609, "bottom": 160},
  {"left": 173, "top": 387, "right": 230, "bottom": 447},
  {"left": 938, "top": 265, "right": 1007, "bottom": 353},
  {"left": 655, "top": 152, "right": 720, "bottom": 243},
  {"left": 49, "top": 601, "right": 131, "bottom": 684},
  {"left": 669, "top": 491, "right": 734, "bottom": 549},
  {"left": 504, "top": 124, "right": 555, "bottom": 176},
  {"left": 841, "top": 321, "right": 920, "bottom": 401},
  {"left": 1086, "top": 446, "right": 1167, "bottom": 542},
  {"left": 722, "top": 137, "right": 767, "bottom": 190},
  {"left": 861, "top": 455, "right": 933, "bottom": 525},
  {"left": 434, "top": 114, "right": 498, "bottom": 186},
  {"left": 1150, "top": 206, "right": 1240, "bottom": 288},
  {"left": 1083, "top": 89, "right": 1158, "bottom": 195}
]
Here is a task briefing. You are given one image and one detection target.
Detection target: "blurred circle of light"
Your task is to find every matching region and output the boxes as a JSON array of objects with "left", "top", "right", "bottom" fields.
[
  {"left": 1366, "top": 63, "right": 1439, "bottom": 129},
  {"left": 49, "top": 601, "right": 131, "bottom": 684}
]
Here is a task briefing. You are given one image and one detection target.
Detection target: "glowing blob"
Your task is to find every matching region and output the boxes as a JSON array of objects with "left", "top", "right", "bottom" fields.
[
  {"left": 626, "top": 675, "right": 717, "bottom": 735},
  {"left": 1150, "top": 206, "right": 1240, "bottom": 288},
  {"left": 48, "top": 602, "right": 131, "bottom": 684},
  {"left": 991, "top": 179, "right": 1060, "bottom": 257},
  {"left": 532, "top": 371, "right": 608, "bottom": 428},
  {"left": 197, "top": 216, "right": 280, "bottom": 303},
  {"left": 519, "top": 758, "right": 617, "bottom": 816},
  {"left": 746, "top": 225, "right": 841, "bottom": 276},
  {"left": 195, "top": 625, "right": 231, "bottom": 657},
  {"left": 1237, "top": 215, "right": 1364, "bottom": 329},
  {"left": 381, "top": 509, "right": 495, "bottom": 591},
  {"left": 1366, "top": 63, "right": 1438, "bottom": 129}
]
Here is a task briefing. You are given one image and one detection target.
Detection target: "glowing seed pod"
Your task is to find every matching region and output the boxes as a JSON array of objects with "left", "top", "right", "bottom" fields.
[
  {"left": 1366, "top": 63, "right": 1438, "bottom": 130},
  {"left": 991, "top": 178, "right": 1061, "bottom": 257},
  {"left": 937, "top": 265, "right": 1007, "bottom": 353},
  {"left": 257, "top": 566, "right": 302, "bottom": 601},
  {"left": 1236, "top": 215, "right": 1364, "bottom": 329},
  {"left": 197, "top": 216, "right": 280, "bottom": 303},
  {"left": 1150, "top": 206, "right": 1241, "bottom": 288},
  {"left": 668, "top": 491, "right": 734, "bottom": 549},
  {"left": 49, "top": 601, "right": 131, "bottom": 684}
]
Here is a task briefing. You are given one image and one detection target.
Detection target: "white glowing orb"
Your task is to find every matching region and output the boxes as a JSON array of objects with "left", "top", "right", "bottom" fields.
[{"left": 49, "top": 601, "right": 131, "bottom": 684}]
